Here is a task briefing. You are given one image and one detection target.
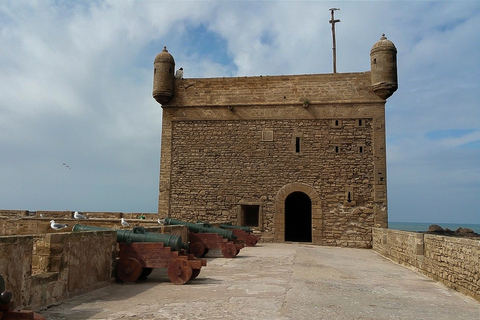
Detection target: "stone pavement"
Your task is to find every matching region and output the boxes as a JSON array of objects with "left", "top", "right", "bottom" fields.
[{"left": 40, "top": 243, "right": 479, "bottom": 320}]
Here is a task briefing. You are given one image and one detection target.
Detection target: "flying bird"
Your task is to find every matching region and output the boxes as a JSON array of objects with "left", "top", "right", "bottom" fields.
[
  {"left": 121, "top": 218, "right": 129, "bottom": 227},
  {"left": 175, "top": 67, "right": 184, "bottom": 79},
  {"left": 62, "top": 163, "right": 71, "bottom": 169},
  {"left": 74, "top": 211, "right": 87, "bottom": 219},
  {"left": 157, "top": 218, "right": 165, "bottom": 225},
  {"left": 50, "top": 220, "right": 68, "bottom": 231}
]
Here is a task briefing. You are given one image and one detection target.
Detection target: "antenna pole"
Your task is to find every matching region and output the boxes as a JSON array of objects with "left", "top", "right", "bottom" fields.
[{"left": 329, "top": 8, "right": 340, "bottom": 73}]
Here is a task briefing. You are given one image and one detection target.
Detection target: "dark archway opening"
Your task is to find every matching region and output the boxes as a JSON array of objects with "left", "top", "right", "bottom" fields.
[{"left": 285, "top": 191, "right": 312, "bottom": 242}]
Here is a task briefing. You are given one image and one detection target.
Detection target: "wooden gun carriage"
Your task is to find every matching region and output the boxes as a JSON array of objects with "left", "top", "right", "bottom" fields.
[{"left": 73, "top": 224, "right": 206, "bottom": 284}]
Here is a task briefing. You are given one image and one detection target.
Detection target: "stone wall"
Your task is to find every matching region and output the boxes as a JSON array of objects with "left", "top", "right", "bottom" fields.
[
  {"left": 373, "top": 228, "right": 480, "bottom": 301},
  {"left": 0, "top": 235, "right": 33, "bottom": 310},
  {"left": 158, "top": 72, "right": 389, "bottom": 247},
  {"left": 0, "top": 231, "right": 117, "bottom": 310},
  {"left": 168, "top": 118, "right": 376, "bottom": 247},
  {"left": 0, "top": 211, "right": 188, "bottom": 244}
]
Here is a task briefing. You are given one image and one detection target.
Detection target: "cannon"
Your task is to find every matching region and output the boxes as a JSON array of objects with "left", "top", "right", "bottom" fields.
[
  {"left": 199, "top": 221, "right": 259, "bottom": 247},
  {"left": 220, "top": 223, "right": 260, "bottom": 247},
  {"left": 165, "top": 218, "right": 236, "bottom": 240},
  {"left": 220, "top": 223, "right": 252, "bottom": 233},
  {"left": 164, "top": 218, "right": 244, "bottom": 258},
  {"left": 72, "top": 224, "right": 187, "bottom": 251},
  {"left": 73, "top": 224, "right": 206, "bottom": 284}
]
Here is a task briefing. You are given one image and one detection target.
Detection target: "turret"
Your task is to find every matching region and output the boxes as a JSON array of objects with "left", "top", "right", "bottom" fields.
[
  {"left": 370, "top": 34, "right": 398, "bottom": 99},
  {"left": 153, "top": 46, "right": 175, "bottom": 104}
]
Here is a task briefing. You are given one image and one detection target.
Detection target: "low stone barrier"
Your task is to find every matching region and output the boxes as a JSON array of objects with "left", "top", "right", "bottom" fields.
[
  {"left": 0, "top": 231, "right": 117, "bottom": 310},
  {"left": 373, "top": 228, "right": 479, "bottom": 301}
]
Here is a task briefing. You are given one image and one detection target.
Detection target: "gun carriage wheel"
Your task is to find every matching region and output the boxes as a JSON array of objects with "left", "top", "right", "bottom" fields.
[
  {"left": 221, "top": 242, "right": 238, "bottom": 258},
  {"left": 167, "top": 258, "right": 193, "bottom": 284},
  {"left": 117, "top": 257, "right": 143, "bottom": 283}
]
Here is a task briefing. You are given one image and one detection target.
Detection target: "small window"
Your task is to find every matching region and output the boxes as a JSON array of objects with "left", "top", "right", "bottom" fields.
[
  {"left": 356, "top": 119, "right": 365, "bottom": 127},
  {"left": 358, "top": 145, "right": 364, "bottom": 153},
  {"left": 241, "top": 205, "right": 259, "bottom": 227},
  {"left": 332, "top": 119, "right": 343, "bottom": 128},
  {"left": 293, "top": 133, "right": 303, "bottom": 154},
  {"left": 344, "top": 187, "right": 356, "bottom": 206},
  {"left": 335, "top": 145, "right": 340, "bottom": 153}
]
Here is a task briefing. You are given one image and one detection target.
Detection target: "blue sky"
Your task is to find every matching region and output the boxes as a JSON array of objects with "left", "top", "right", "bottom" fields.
[{"left": 0, "top": 0, "right": 479, "bottom": 225}]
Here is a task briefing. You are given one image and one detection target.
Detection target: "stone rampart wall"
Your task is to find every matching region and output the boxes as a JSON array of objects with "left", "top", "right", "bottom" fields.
[
  {"left": 0, "top": 231, "right": 116, "bottom": 310},
  {"left": 373, "top": 228, "right": 479, "bottom": 301},
  {"left": 168, "top": 118, "right": 376, "bottom": 247},
  {"left": 0, "top": 211, "right": 188, "bottom": 244}
]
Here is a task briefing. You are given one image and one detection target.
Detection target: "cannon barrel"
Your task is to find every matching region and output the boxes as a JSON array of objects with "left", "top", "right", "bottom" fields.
[
  {"left": 72, "top": 224, "right": 188, "bottom": 251},
  {"left": 164, "top": 218, "right": 237, "bottom": 240},
  {"left": 220, "top": 223, "right": 253, "bottom": 233}
]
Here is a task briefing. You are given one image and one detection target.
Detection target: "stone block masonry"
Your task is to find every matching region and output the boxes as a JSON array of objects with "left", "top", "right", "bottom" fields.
[
  {"left": 0, "top": 231, "right": 117, "bottom": 310},
  {"left": 158, "top": 72, "right": 389, "bottom": 247},
  {"left": 373, "top": 228, "right": 480, "bottom": 301},
  {"left": 169, "top": 118, "right": 376, "bottom": 247},
  {"left": 155, "top": 36, "right": 395, "bottom": 246}
]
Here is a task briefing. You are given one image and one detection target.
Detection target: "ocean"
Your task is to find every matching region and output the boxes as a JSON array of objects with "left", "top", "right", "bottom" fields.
[{"left": 388, "top": 221, "right": 480, "bottom": 234}]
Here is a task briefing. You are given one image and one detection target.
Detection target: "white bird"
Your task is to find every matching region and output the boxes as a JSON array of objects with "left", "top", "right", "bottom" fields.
[
  {"left": 74, "top": 211, "right": 87, "bottom": 219},
  {"left": 50, "top": 220, "right": 68, "bottom": 231},
  {"left": 157, "top": 218, "right": 165, "bottom": 225},
  {"left": 175, "top": 67, "right": 184, "bottom": 79},
  {"left": 121, "top": 218, "right": 129, "bottom": 227}
]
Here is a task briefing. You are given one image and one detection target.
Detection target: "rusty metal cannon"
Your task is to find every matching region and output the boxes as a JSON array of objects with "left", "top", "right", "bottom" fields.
[
  {"left": 164, "top": 218, "right": 244, "bottom": 258},
  {"left": 72, "top": 224, "right": 206, "bottom": 284},
  {"left": 220, "top": 223, "right": 260, "bottom": 247},
  {"left": 72, "top": 224, "right": 187, "bottom": 251}
]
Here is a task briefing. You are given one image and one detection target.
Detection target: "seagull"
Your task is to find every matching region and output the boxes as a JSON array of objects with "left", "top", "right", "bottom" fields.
[
  {"left": 175, "top": 67, "right": 183, "bottom": 79},
  {"left": 62, "top": 163, "right": 71, "bottom": 169},
  {"left": 157, "top": 218, "right": 165, "bottom": 225},
  {"left": 121, "top": 218, "right": 129, "bottom": 227},
  {"left": 74, "top": 211, "right": 87, "bottom": 219},
  {"left": 50, "top": 220, "right": 68, "bottom": 231}
]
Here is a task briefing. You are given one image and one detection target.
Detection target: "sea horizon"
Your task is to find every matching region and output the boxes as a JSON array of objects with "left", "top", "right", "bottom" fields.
[{"left": 388, "top": 221, "right": 480, "bottom": 234}]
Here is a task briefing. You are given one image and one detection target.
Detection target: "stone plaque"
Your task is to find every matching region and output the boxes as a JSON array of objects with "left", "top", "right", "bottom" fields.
[{"left": 262, "top": 130, "right": 274, "bottom": 141}]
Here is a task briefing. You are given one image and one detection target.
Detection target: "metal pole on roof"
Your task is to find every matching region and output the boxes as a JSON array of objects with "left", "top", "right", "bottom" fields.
[{"left": 329, "top": 8, "right": 340, "bottom": 73}]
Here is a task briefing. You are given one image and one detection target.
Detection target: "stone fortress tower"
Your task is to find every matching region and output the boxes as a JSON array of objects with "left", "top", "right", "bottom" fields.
[{"left": 153, "top": 35, "right": 397, "bottom": 248}]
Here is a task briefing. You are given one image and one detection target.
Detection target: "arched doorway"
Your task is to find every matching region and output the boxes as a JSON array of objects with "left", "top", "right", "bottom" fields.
[{"left": 285, "top": 192, "right": 312, "bottom": 242}]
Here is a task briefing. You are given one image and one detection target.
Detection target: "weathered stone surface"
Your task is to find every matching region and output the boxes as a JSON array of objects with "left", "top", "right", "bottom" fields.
[
  {"left": 373, "top": 228, "right": 480, "bottom": 301},
  {"left": 0, "top": 231, "right": 117, "bottom": 310},
  {"left": 158, "top": 72, "right": 389, "bottom": 248}
]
